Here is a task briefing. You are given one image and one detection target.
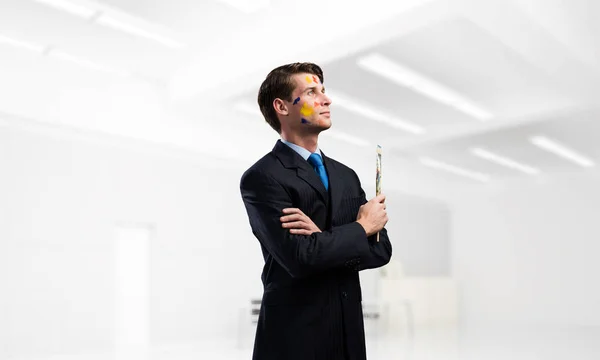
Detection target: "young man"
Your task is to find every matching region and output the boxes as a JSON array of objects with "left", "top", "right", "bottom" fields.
[{"left": 240, "top": 62, "right": 392, "bottom": 360}]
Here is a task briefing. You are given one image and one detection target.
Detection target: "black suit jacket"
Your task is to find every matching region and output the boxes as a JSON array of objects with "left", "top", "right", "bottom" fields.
[{"left": 240, "top": 140, "right": 392, "bottom": 360}]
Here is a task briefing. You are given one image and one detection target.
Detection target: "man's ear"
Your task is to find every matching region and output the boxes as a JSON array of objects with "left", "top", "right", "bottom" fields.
[{"left": 273, "top": 98, "right": 289, "bottom": 116}]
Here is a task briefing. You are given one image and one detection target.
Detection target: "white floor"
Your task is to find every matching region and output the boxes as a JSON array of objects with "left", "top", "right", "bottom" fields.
[{"left": 5, "top": 325, "right": 600, "bottom": 360}]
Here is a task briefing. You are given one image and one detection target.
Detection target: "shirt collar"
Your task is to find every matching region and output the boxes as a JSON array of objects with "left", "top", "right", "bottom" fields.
[{"left": 280, "top": 138, "right": 322, "bottom": 161}]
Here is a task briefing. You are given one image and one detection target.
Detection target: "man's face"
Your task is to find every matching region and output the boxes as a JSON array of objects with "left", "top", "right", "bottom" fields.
[{"left": 282, "top": 73, "right": 332, "bottom": 132}]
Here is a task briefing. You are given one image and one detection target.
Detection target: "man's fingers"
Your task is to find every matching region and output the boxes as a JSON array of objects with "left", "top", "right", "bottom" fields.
[
  {"left": 282, "top": 221, "right": 307, "bottom": 228},
  {"left": 282, "top": 208, "right": 304, "bottom": 215},
  {"left": 368, "top": 194, "right": 386, "bottom": 205},
  {"left": 289, "top": 228, "right": 312, "bottom": 235},
  {"left": 280, "top": 214, "right": 305, "bottom": 222},
  {"left": 374, "top": 193, "right": 386, "bottom": 203}
]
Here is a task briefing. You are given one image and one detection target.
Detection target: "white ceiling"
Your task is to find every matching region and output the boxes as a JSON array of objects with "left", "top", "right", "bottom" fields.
[
  {"left": 226, "top": 0, "right": 600, "bottom": 185},
  {"left": 0, "top": 0, "right": 599, "bottom": 193}
]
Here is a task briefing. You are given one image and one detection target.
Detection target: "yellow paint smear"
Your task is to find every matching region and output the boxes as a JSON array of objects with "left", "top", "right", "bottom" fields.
[{"left": 300, "top": 102, "right": 314, "bottom": 116}]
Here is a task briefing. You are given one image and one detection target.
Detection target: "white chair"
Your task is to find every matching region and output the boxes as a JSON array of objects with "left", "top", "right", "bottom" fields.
[{"left": 236, "top": 298, "right": 261, "bottom": 349}]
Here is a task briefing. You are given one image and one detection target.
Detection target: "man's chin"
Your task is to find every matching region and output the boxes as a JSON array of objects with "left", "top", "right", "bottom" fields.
[
  {"left": 301, "top": 120, "right": 331, "bottom": 131},
  {"left": 314, "top": 124, "right": 332, "bottom": 134},
  {"left": 319, "top": 120, "right": 332, "bottom": 130}
]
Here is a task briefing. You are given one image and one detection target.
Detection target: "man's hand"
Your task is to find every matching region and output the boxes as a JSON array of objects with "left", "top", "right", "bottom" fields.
[
  {"left": 280, "top": 208, "right": 322, "bottom": 235},
  {"left": 356, "top": 194, "right": 388, "bottom": 237}
]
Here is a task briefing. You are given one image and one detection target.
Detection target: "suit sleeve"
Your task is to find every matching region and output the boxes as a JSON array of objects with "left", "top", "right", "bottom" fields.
[
  {"left": 240, "top": 169, "right": 371, "bottom": 278},
  {"left": 352, "top": 170, "right": 393, "bottom": 271}
]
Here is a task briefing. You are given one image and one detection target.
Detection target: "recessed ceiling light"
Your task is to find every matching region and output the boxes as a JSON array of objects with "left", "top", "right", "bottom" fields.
[
  {"left": 327, "top": 90, "right": 425, "bottom": 134},
  {"left": 419, "top": 157, "right": 490, "bottom": 182},
  {"left": 96, "top": 15, "right": 186, "bottom": 49},
  {"left": 357, "top": 53, "right": 493, "bottom": 121},
  {"left": 33, "top": 0, "right": 186, "bottom": 49},
  {"left": 33, "top": 0, "right": 97, "bottom": 19},
  {"left": 215, "top": 0, "right": 270, "bottom": 13},
  {"left": 49, "top": 49, "right": 131, "bottom": 77},
  {"left": 530, "top": 135, "right": 595, "bottom": 168},
  {"left": 470, "top": 147, "right": 540, "bottom": 175},
  {"left": 0, "top": 34, "right": 45, "bottom": 53}
]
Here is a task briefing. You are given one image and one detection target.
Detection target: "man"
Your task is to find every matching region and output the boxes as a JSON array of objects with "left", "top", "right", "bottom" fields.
[{"left": 240, "top": 62, "right": 392, "bottom": 360}]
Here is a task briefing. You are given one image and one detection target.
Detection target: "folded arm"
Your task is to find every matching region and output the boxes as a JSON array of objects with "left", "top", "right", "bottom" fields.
[{"left": 240, "top": 169, "right": 371, "bottom": 278}]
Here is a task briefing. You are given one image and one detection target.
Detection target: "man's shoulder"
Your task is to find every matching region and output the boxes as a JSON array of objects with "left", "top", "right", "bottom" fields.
[
  {"left": 240, "top": 152, "right": 280, "bottom": 187},
  {"left": 325, "top": 155, "right": 356, "bottom": 175},
  {"left": 244, "top": 151, "right": 280, "bottom": 173}
]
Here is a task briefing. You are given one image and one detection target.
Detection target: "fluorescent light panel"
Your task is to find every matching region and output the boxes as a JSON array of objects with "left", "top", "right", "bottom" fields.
[
  {"left": 33, "top": 0, "right": 186, "bottom": 49},
  {"left": 530, "top": 135, "right": 595, "bottom": 168},
  {"left": 419, "top": 157, "right": 490, "bottom": 182},
  {"left": 327, "top": 90, "right": 425, "bottom": 134},
  {"left": 470, "top": 147, "right": 540, "bottom": 175},
  {"left": 33, "top": 0, "right": 96, "bottom": 19},
  {"left": 0, "top": 33, "right": 129, "bottom": 77},
  {"left": 0, "top": 34, "right": 45, "bottom": 53},
  {"left": 357, "top": 53, "right": 493, "bottom": 121},
  {"left": 49, "top": 49, "right": 130, "bottom": 76},
  {"left": 96, "top": 15, "right": 185, "bottom": 49},
  {"left": 215, "top": 0, "right": 270, "bottom": 13}
]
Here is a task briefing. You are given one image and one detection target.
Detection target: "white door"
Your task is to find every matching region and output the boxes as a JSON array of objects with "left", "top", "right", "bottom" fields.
[{"left": 114, "top": 223, "right": 152, "bottom": 359}]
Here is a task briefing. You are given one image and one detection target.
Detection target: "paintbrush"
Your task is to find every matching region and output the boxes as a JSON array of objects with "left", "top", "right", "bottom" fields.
[{"left": 376, "top": 145, "right": 382, "bottom": 242}]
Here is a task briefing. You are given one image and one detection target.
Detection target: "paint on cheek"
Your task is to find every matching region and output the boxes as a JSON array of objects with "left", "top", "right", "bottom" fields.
[
  {"left": 300, "top": 102, "right": 314, "bottom": 117},
  {"left": 314, "top": 101, "right": 319, "bottom": 108},
  {"left": 293, "top": 97, "right": 300, "bottom": 105},
  {"left": 301, "top": 118, "right": 311, "bottom": 124}
]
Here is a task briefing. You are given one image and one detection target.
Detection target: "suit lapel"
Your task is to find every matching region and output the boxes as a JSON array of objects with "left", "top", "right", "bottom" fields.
[{"left": 272, "top": 140, "right": 328, "bottom": 203}]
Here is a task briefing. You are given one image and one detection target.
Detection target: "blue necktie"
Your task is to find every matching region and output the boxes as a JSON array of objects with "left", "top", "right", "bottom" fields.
[{"left": 307, "top": 153, "right": 329, "bottom": 191}]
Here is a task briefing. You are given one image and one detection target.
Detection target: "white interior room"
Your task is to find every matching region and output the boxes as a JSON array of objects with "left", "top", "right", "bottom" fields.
[{"left": 1, "top": 0, "right": 599, "bottom": 359}]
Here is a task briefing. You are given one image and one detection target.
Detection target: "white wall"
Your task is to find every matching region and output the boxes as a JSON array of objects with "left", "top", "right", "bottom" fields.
[
  {"left": 0, "top": 121, "right": 262, "bottom": 358},
  {"left": 451, "top": 172, "right": 600, "bottom": 332}
]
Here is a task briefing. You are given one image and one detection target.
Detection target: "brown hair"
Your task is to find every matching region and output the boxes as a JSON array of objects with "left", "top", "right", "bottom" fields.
[{"left": 257, "top": 62, "right": 324, "bottom": 134}]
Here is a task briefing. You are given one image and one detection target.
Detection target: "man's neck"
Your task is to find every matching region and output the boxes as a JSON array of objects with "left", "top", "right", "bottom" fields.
[{"left": 281, "top": 133, "right": 319, "bottom": 153}]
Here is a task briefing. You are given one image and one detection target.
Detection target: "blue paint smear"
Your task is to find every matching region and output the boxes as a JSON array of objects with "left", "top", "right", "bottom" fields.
[
  {"left": 301, "top": 118, "right": 310, "bottom": 124},
  {"left": 293, "top": 97, "right": 300, "bottom": 105}
]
